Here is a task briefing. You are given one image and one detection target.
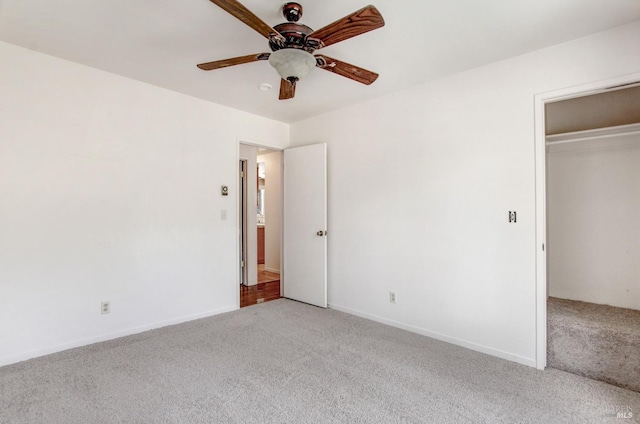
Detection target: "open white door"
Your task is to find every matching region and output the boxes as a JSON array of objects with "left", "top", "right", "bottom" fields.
[{"left": 283, "top": 144, "right": 327, "bottom": 308}]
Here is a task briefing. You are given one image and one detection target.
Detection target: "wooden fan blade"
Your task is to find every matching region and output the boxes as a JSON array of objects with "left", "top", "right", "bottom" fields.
[
  {"left": 315, "top": 55, "right": 379, "bottom": 85},
  {"left": 279, "top": 79, "right": 296, "bottom": 100},
  {"left": 197, "top": 53, "right": 270, "bottom": 70},
  {"left": 307, "top": 5, "right": 384, "bottom": 49},
  {"left": 208, "top": 0, "right": 284, "bottom": 41}
]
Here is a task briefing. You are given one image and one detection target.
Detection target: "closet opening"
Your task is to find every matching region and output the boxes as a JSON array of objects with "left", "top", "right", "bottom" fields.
[{"left": 543, "top": 83, "right": 640, "bottom": 392}]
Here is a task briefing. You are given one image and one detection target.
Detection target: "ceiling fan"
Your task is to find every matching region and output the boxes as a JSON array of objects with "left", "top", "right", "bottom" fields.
[{"left": 197, "top": 0, "right": 385, "bottom": 100}]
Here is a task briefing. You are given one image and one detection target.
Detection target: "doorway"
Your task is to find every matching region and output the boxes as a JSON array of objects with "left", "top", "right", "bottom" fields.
[
  {"left": 236, "top": 142, "right": 328, "bottom": 309},
  {"left": 535, "top": 74, "right": 640, "bottom": 369},
  {"left": 544, "top": 85, "right": 640, "bottom": 391},
  {"left": 238, "top": 144, "right": 283, "bottom": 308}
]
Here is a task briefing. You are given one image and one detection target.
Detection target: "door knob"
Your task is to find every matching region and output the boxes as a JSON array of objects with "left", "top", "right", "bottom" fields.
[{"left": 316, "top": 230, "right": 326, "bottom": 236}]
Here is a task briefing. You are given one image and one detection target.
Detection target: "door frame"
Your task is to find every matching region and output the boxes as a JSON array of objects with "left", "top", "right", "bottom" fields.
[
  {"left": 533, "top": 71, "right": 640, "bottom": 370},
  {"left": 239, "top": 159, "right": 248, "bottom": 286},
  {"left": 236, "top": 139, "right": 284, "bottom": 309}
]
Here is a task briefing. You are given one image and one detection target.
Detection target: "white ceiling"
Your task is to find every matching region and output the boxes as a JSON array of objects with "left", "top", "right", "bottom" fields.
[{"left": 1, "top": 0, "right": 640, "bottom": 123}]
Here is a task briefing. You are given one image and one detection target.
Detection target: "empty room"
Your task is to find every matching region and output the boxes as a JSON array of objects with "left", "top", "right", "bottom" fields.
[{"left": 1, "top": 0, "right": 639, "bottom": 422}]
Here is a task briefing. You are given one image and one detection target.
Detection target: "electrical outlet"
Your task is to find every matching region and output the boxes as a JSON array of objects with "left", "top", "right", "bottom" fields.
[
  {"left": 389, "top": 291, "right": 396, "bottom": 304},
  {"left": 101, "top": 301, "right": 110, "bottom": 314}
]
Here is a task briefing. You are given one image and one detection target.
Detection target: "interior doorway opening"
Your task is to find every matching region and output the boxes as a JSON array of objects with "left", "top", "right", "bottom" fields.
[
  {"left": 238, "top": 144, "right": 283, "bottom": 308},
  {"left": 534, "top": 73, "right": 640, "bottom": 370},
  {"left": 537, "top": 80, "right": 640, "bottom": 390}
]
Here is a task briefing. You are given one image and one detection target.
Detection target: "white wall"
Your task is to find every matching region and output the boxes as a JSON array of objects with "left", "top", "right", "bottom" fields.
[
  {"left": 257, "top": 151, "right": 282, "bottom": 273},
  {"left": 0, "top": 41, "right": 288, "bottom": 366},
  {"left": 239, "top": 144, "right": 258, "bottom": 286},
  {"left": 3, "top": 19, "right": 640, "bottom": 369},
  {"left": 547, "top": 134, "right": 640, "bottom": 310},
  {"left": 290, "top": 21, "right": 640, "bottom": 366}
]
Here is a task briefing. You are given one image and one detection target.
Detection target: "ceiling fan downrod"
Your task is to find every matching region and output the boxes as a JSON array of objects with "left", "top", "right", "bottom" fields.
[{"left": 283, "top": 2, "right": 303, "bottom": 22}]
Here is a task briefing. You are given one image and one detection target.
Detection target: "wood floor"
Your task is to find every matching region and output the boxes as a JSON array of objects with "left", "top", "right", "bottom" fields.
[
  {"left": 240, "top": 265, "right": 280, "bottom": 308},
  {"left": 258, "top": 265, "right": 280, "bottom": 284}
]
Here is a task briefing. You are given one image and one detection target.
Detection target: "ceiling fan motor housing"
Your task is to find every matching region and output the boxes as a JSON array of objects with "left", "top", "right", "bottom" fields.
[
  {"left": 269, "top": 22, "right": 313, "bottom": 52},
  {"left": 267, "top": 2, "right": 316, "bottom": 52}
]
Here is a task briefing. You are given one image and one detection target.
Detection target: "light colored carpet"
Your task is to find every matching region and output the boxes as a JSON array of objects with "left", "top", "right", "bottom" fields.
[
  {"left": 1, "top": 299, "right": 638, "bottom": 423},
  {"left": 548, "top": 297, "right": 640, "bottom": 393}
]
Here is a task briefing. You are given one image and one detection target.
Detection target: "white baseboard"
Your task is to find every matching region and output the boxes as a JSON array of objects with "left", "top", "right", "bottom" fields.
[
  {"left": 2, "top": 303, "right": 536, "bottom": 369},
  {"left": 0, "top": 305, "right": 237, "bottom": 367},
  {"left": 264, "top": 267, "right": 280, "bottom": 274},
  {"left": 328, "top": 303, "right": 536, "bottom": 368}
]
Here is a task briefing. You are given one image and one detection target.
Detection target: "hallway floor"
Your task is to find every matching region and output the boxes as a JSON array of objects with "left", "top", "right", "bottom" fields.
[{"left": 240, "top": 265, "right": 280, "bottom": 308}]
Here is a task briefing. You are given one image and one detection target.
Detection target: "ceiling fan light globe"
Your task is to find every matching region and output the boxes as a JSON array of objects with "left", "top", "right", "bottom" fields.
[{"left": 268, "top": 48, "right": 316, "bottom": 81}]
